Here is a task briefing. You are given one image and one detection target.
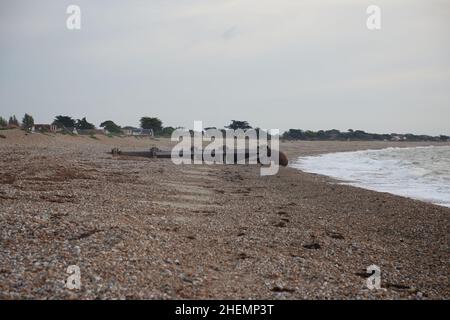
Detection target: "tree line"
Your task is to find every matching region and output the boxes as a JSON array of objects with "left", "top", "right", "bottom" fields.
[
  {"left": 0, "top": 114, "right": 34, "bottom": 131},
  {"left": 1, "top": 115, "right": 448, "bottom": 141},
  {"left": 51, "top": 115, "right": 176, "bottom": 136},
  {"left": 0, "top": 115, "right": 255, "bottom": 137},
  {"left": 281, "top": 128, "right": 449, "bottom": 142}
]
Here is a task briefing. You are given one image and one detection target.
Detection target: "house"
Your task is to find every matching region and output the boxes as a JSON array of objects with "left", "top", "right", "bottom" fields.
[
  {"left": 133, "top": 129, "right": 153, "bottom": 136},
  {"left": 391, "top": 135, "right": 406, "bottom": 141},
  {"left": 122, "top": 127, "right": 154, "bottom": 137},
  {"left": 121, "top": 126, "right": 136, "bottom": 136},
  {"left": 32, "top": 124, "right": 58, "bottom": 133}
]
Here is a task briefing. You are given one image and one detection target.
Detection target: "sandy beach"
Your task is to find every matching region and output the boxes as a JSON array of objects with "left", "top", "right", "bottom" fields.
[{"left": 0, "top": 129, "right": 449, "bottom": 299}]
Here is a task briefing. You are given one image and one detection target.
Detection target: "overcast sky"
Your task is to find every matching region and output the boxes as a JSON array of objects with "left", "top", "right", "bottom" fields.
[{"left": 1, "top": 0, "right": 449, "bottom": 135}]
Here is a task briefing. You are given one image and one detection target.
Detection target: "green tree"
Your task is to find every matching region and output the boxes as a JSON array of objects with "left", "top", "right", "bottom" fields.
[
  {"left": 53, "top": 115, "right": 75, "bottom": 128},
  {"left": 161, "top": 126, "right": 175, "bottom": 137},
  {"left": 140, "top": 117, "right": 163, "bottom": 133},
  {"left": 22, "top": 113, "right": 34, "bottom": 131},
  {"left": 225, "top": 120, "right": 252, "bottom": 130},
  {"left": 304, "top": 130, "right": 317, "bottom": 139},
  {"left": 75, "top": 117, "right": 95, "bottom": 130},
  {"left": 0, "top": 116, "right": 7, "bottom": 127},
  {"left": 100, "top": 120, "right": 122, "bottom": 134}
]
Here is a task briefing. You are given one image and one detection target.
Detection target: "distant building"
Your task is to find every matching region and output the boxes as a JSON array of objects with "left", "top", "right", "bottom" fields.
[
  {"left": 121, "top": 126, "right": 135, "bottom": 136},
  {"left": 122, "top": 127, "right": 154, "bottom": 137},
  {"left": 134, "top": 129, "right": 153, "bottom": 136},
  {"left": 32, "top": 124, "right": 58, "bottom": 133},
  {"left": 391, "top": 135, "right": 406, "bottom": 141}
]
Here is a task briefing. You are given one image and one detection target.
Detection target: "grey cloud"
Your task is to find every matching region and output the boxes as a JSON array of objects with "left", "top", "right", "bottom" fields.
[{"left": 0, "top": 0, "right": 449, "bottom": 135}]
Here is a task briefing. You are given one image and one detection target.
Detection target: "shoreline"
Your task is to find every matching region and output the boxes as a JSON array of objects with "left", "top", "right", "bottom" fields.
[{"left": 1, "top": 130, "right": 449, "bottom": 299}]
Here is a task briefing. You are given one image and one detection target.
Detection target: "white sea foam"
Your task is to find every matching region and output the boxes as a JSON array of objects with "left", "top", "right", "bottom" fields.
[{"left": 291, "top": 146, "right": 450, "bottom": 208}]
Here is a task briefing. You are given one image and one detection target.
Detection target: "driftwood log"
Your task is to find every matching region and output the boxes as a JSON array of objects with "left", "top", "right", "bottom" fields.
[{"left": 111, "top": 146, "right": 288, "bottom": 166}]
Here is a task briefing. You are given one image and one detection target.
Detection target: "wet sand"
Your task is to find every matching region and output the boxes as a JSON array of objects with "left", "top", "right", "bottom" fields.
[{"left": 0, "top": 129, "right": 449, "bottom": 299}]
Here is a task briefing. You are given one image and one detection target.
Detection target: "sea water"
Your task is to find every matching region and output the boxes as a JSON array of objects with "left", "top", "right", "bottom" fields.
[{"left": 291, "top": 146, "right": 450, "bottom": 208}]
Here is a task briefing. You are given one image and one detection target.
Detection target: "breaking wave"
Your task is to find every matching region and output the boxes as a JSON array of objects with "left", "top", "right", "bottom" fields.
[{"left": 292, "top": 146, "right": 450, "bottom": 208}]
